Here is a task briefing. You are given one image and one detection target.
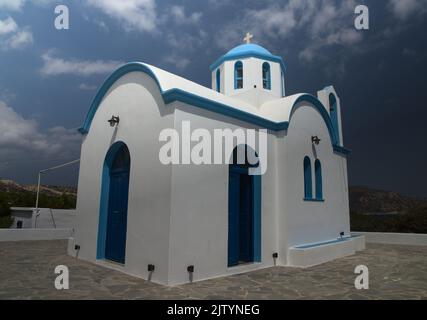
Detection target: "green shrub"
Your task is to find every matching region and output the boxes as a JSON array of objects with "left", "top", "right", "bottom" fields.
[
  {"left": 0, "top": 204, "right": 10, "bottom": 217},
  {"left": 0, "top": 215, "right": 13, "bottom": 228}
]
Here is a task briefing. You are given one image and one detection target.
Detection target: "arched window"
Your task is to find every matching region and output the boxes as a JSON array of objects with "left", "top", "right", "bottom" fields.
[
  {"left": 315, "top": 159, "right": 323, "bottom": 200},
  {"left": 329, "top": 93, "right": 340, "bottom": 144},
  {"left": 216, "top": 69, "right": 221, "bottom": 93},
  {"left": 303, "top": 156, "right": 312, "bottom": 199},
  {"left": 234, "top": 61, "right": 243, "bottom": 89},
  {"left": 262, "top": 62, "right": 271, "bottom": 90}
]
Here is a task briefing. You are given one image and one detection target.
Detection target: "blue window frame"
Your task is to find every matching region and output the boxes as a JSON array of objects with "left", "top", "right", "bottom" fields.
[
  {"left": 262, "top": 62, "right": 271, "bottom": 90},
  {"left": 216, "top": 69, "right": 221, "bottom": 93},
  {"left": 303, "top": 156, "right": 312, "bottom": 199},
  {"left": 315, "top": 159, "right": 323, "bottom": 200},
  {"left": 281, "top": 71, "right": 285, "bottom": 97},
  {"left": 329, "top": 93, "right": 340, "bottom": 144},
  {"left": 234, "top": 61, "right": 243, "bottom": 89}
]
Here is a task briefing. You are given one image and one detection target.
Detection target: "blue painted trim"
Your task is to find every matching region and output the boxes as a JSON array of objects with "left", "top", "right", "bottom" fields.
[
  {"left": 294, "top": 237, "right": 349, "bottom": 249},
  {"left": 253, "top": 174, "right": 261, "bottom": 262},
  {"left": 303, "top": 198, "right": 325, "bottom": 202},
  {"left": 78, "top": 62, "right": 350, "bottom": 156},
  {"left": 162, "top": 88, "right": 288, "bottom": 131},
  {"left": 303, "top": 156, "right": 312, "bottom": 199},
  {"left": 333, "top": 145, "right": 351, "bottom": 155},
  {"left": 315, "top": 159, "right": 323, "bottom": 200},
  {"left": 210, "top": 51, "right": 286, "bottom": 74},
  {"left": 216, "top": 68, "right": 220, "bottom": 93},
  {"left": 96, "top": 141, "right": 127, "bottom": 260}
]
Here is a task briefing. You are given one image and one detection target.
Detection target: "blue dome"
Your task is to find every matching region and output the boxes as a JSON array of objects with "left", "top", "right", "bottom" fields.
[
  {"left": 210, "top": 43, "right": 286, "bottom": 72},
  {"left": 224, "top": 44, "right": 273, "bottom": 58}
]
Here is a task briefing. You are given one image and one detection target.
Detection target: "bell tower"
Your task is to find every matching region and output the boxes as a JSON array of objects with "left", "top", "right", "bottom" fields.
[{"left": 210, "top": 34, "right": 286, "bottom": 107}]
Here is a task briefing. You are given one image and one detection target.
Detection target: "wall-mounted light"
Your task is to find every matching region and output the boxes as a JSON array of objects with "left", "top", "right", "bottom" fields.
[
  {"left": 187, "top": 265, "right": 194, "bottom": 273},
  {"left": 311, "top": 136, "right": 321, "bottom": 145},
  {"left": 108, "top": 115, "right": 120, "bottom": 127}
]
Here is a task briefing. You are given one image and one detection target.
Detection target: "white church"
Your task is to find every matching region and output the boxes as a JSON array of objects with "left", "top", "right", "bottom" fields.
[{"left": 69, "top": 35, "right": 364, "bottom": 286}]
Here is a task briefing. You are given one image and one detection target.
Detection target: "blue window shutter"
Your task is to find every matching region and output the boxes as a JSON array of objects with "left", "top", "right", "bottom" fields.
[
  {"left": 234, "top": 61, "right": 243, "bottom": 89},
  {"left": 216, "top": 69, "right": 221, "bottom": 93},
  {"left": 262, "top": 62, "right": 271, "bottom": 90},
  {"left": 315, "top": 159, "right": 323, "bottom": 200},
  {"left": 303, "top": 156, "right": 312, "bottom": 199}
]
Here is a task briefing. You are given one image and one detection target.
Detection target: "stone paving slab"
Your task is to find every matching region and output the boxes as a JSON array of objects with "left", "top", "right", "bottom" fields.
[{"left": 0, "top": 240, "right": 426, "bottom": 299}]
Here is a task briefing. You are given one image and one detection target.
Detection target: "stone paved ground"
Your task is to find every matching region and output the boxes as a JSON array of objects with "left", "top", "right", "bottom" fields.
[{"left": 0, "top": 240, "right": 426, "bottom": 299}]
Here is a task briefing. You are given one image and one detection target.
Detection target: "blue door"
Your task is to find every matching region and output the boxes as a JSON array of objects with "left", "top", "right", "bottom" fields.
[
  {"left": 228, "top": 165, "right": 254, "bottom": 266},
  {"left": 105, "top": 145, "right": 130, "bottom": 264},
  {"left": 228, "top": 171, "right": 240, "bottom": 267},
  {"left": 239, "top": 174, "right": 253, "bottom": 262}
]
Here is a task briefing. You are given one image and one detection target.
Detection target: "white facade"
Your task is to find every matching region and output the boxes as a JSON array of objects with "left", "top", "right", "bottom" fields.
[{"left": 70, "top": 43, "right": 363, "bottom": 285}]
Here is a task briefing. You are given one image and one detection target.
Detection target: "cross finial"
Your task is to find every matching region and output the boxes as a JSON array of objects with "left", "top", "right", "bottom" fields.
[{"left": 243, "top": 32, "right": 253, "bottom": 44}]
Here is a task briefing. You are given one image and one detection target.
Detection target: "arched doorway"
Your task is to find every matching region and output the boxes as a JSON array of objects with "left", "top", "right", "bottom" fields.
[
  {"left": 97, "top": 142, "right": 131, "bottom": 264},
  {"left": 228, "top": 145, "right": 261, "bottom": 267}
]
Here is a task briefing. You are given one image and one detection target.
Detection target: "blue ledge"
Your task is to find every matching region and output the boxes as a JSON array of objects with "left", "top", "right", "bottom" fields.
[
  {"left": 304, "top": 198, "right": 325, "bottom": 202},
  {"left": 294, "top": 237, "right": 350, "bottom": 249}
]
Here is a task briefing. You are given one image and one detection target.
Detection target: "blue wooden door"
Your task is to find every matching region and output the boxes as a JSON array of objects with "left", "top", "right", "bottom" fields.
[
  {"left": 228, "top": 171, "right": 240, "bottom": 267},
  {"left": 105, "top": 146, "right": 130, "bottom": 264},
  {"left": 228, "top": 166, "right": 254, "bottom": 266},
  {"left": 239, "top": 174, "right": 253, "bottom": 262}
]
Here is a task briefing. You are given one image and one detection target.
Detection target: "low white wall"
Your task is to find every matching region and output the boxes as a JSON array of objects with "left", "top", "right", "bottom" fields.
[
  {"left": 351, "top": 232, "right": 427, "bottom": 246},
  {"left": 0, "top": 228, "right": 73, "bottom": 242},
  {"left": 288, "top": 236, "right": 364, "bottom": 268},
  {"left": 10, "top": 208, "right": 76, "bottom": 229}
]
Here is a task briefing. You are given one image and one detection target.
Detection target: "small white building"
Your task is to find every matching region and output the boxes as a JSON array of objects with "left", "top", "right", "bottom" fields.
[{"left": 69, "top": 40, "right": 364, "bottom": 285}]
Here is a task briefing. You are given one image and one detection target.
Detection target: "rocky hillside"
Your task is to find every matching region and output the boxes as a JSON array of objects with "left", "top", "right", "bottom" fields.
[
  {"left": 0, "top": 179, "right": 77, "bottom": 198},
  {"left": 0, "top": 179, "right": 77, "bottom": 211},
  {"left": 349, "top": 186, "right": 427, "bottom": 214}
]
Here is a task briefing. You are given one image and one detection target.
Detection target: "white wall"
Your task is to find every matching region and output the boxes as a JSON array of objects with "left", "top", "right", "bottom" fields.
[
  {"left": 167, "top": 105, "right": 279, "bottom": 285},
  {"left": 74, "top": 70, "right": 352, "bottom": 285},
  {"left": 279, "top": 102, "right": 350, "bottom": 256},
  {"left": 74, "top": 71, "right": 174, "bottom": 284},
  {"left": 10, "top": 208, "right": 76, "bottom": 229},
  {"left": 352, "top": 232, "right": 427, "bottom": 246}
]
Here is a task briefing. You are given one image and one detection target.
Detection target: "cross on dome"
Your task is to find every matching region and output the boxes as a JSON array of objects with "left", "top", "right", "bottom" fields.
[{"left": 243, "top": 32, "right": 253, "bottom": 44}]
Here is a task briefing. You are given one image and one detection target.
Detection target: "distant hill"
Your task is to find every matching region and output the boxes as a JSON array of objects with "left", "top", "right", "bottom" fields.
[
  {"left": 349, "top": 186, "right": 427, "bottom": 215},
  {"left": 349, "top": 186, "right": 427, "bottom": 233},
  {"left": 0, "top": 179, "right": 77, "bottom": 213},
  {"left": 1, "top": 180, "right": 426, "bottom": 233},
  {"left": 0, "top": 179, "right": 77, "bottom": 198}
]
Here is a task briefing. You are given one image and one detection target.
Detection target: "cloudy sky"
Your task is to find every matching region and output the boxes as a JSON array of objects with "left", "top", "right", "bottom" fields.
[{"left": 0, "top": 0, "right": 426, "bottom": 197}]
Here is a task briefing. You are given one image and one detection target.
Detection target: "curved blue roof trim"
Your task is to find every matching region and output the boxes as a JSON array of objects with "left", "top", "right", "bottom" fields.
[
  {"left": 78, "top": 62, "right": 162, "bottom": 134},
  {"left": 78, "top": 62, "right": 350, "bottom": 156}
]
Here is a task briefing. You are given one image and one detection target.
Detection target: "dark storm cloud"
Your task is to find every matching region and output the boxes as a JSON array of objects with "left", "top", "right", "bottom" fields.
[{"left": 0, "top": 0, "right": 426, "bottom": 197}]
